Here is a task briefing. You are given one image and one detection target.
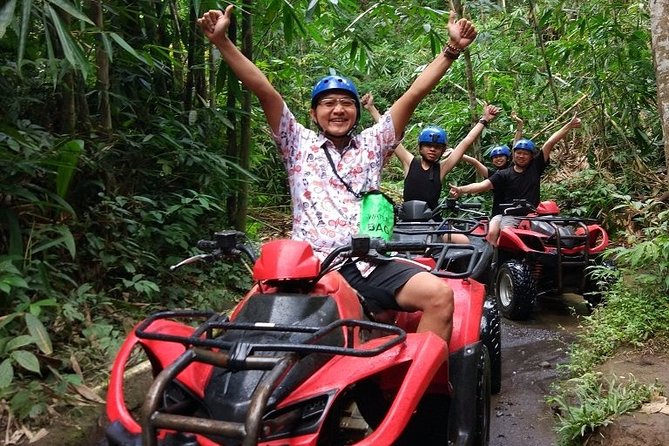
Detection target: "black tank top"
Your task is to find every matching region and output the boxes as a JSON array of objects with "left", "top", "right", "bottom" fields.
[{"left": 403, "top": 157, "right": 441, "bottom": 210}]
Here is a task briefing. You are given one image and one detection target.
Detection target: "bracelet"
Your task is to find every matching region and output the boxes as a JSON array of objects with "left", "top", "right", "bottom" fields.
[
  {"left": 443, "top": 41, "right": 463, "bottom": 60},
  {"left": 479, "top": 118, "right": 489, "bottom": 127}
]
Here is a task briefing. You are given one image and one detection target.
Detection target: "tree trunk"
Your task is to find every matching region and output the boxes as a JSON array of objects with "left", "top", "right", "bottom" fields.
[
  {"left": 184, "top": 3, "right": 197, "bottom": 110},
  {"left": 451, "top": 0, "right": 481, "bottom": 175},
  {"left": 90, "top": 0, "right": 111, "bottom": 132},
  {"left": 528, "top": 0, "right": 560, "bottom": 111},
  {"left": 226, "top": 15, "right": 239, "bottom": 227},
  {"left": 650, "top": 0, "right": 669, "bottom": 174},
  {"left": 236, "top": 0, "right": 253, "bottom": 231}
]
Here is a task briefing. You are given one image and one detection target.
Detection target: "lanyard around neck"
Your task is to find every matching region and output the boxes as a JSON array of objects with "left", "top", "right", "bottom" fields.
[{"left": 322, "top": 144, "right": 363, "bottom": 199}]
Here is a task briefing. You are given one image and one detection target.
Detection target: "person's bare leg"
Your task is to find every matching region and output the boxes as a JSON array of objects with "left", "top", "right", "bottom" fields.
[
  {"left": 441, "top": 233, "right": 470, "bottom": 244},
  {"left": 395, "top": 271, "right": 454, "bottom": 342},
  {"left": 486, "top": 216, "right": 501, "bottom": 246}
]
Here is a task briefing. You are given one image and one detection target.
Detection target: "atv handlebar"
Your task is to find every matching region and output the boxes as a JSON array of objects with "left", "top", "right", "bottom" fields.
[
  {"left": 170, "top": 231, "right": 257, "bottom": 271},
  {"left": 320, "top": 235, "right": 483, "bottom": 279},
  {"left": 434, "top": 198, "right": 486, "bottom": 218}
]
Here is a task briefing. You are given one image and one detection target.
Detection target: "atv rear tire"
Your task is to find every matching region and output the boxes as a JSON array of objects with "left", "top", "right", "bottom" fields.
[
  {"left": 480, "top": 298, "right": 502, "bottom": 395},
  {"left": 495, "top": 261, "right": 536, "bottom": 321}
]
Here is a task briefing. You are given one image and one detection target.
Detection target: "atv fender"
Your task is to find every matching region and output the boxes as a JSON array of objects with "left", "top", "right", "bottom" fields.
[
  {"left": 281, "top": 332, "right": 449, "bottom": 446},
  {"left": 106, "top": 319, "right": 214, "bottom": 435}
]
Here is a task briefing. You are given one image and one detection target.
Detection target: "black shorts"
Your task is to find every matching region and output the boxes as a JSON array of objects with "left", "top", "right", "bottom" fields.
[{"left": 339, "top": 260, "right": 425, "bottom": 312}]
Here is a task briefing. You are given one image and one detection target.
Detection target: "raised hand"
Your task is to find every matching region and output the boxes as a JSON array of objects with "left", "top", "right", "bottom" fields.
[
  {"left": 569, "top": 114, "right": 581, "bottom": 129},
  {"left": 197, "top": 5, "right": 234, "bottom": 45},
  {"left": 361, "top": 93, "right": 374, "bottom": 111},
  {"left": 447, "top": 11, "right": 477, "bottom": 50},
  {"left": 483, "top": 104, "right": 501, "bottom": 123}
]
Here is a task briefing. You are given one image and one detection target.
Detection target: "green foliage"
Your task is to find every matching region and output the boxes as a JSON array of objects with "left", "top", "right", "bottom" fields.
[
  {"left": 542, "top": 169, "right": 622, "bottom": 231},
  {"left": 550, "top": 207, "right": 669, "bottom": 444},
  {"left": 0, "top": 0, "right": 667, "bottom": 439},
  {"left": 547, "top": 372, "right": 659, "bottom": 445}
]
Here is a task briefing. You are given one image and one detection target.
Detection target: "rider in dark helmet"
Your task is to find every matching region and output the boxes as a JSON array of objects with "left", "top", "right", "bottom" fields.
[{"left": 199, "top": 5, "right": 478, "bottom": 343}]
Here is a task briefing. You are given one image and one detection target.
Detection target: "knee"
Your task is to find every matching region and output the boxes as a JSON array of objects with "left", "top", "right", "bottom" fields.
[{"left": 424, "top": 280, "right": 454, "bottom": 316}]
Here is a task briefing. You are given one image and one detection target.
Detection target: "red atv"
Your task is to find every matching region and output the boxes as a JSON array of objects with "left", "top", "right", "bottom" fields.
[
  {"left": 492, "top": 199, "right": 612, "bottom": 320},
  {"left": 104, "top": 231, "right": 494, "bottom": 446},
  {"left": 394, "top": 198, "right": 500, "bottom": 395}
]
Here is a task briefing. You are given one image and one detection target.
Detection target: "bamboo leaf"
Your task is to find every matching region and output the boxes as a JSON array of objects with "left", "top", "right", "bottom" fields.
[
  {"left": 55, "top": 139, "right": 83, "bottom": 198},
  {"left": 46, "top": 4, "right": 90, "bottom": 78},
  {"left": 25, "top": 313, "right": 53, "bottom": 355},
  {"left": 109, "top": 32, "right": 147, "bottom": 65},
  {"left": 31, "top": 226, "right": 76, "bottom": 259},
  {"left": 47, "top": 0, "right": 95, "bottom": 26}
]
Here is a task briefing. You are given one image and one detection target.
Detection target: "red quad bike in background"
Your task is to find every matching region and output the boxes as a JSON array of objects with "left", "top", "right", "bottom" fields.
[
  {"left": 394, "top": 198, "right": 501, "bottom": 395},
  {"left": 492, "top": 199, "right": 613, "bottom": 321},
  {"left": 104, "top": 230, "right": 494, "bottom": 446}
]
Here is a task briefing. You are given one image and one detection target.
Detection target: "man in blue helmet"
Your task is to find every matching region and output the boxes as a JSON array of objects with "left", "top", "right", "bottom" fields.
[
  {"left": 450, "top": 114, "right": 581, "bottom": 245},
  {"left": 198, "top": 6, "right": 477, "bottom": 342},
  {"left": 362, "top": 93, "right": 499, "bottom": 212}
]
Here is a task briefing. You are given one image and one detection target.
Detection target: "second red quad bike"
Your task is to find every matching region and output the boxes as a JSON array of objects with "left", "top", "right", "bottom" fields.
[
  {"left": 104, "top": 227, "right": 496, "bottom": 446},
  {"left": 492, "top": 199, "right": 614, "bottom": 321}
]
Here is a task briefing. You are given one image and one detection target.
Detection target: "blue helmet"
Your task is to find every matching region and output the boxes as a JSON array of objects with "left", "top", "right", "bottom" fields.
[
  {"left": 489, "top": 145, "right": 511, "bottom": 159},
  {"left": 513, "top": 138, "right": 536, "bottom": 153},
  {"left": 418, "top": 126, "right": 448, "bottom": 146},
  {"left": 310, "top": 75, "right": 360, "bottom": 114}
]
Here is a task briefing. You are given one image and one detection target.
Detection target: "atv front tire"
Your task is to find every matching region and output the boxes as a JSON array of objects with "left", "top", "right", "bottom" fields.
[{"left": 495, "top": 261, "right": 536, "bottom": 321}]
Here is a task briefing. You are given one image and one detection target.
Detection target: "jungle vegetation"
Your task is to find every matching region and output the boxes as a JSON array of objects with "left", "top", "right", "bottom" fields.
[{"left": 1, "top": 1, "right": 667, "bottom": 444}]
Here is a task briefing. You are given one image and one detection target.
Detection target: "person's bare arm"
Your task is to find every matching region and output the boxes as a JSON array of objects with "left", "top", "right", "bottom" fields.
[
  {"left": 461, "top": 154, "right": 489, "bottom": 178},
  {"left": 198, "top": 6, "right": 284, "bottom": 133},
  {"left": 541, "top": 114, "right": 581, "bottom": 162},
  {"left": 439, "top": 104, "right": 500, "bottom": 179},
  {"left": 363, "top": 93, "right": 413, "bottom": 175},
  {"left": 388, "top": 11, "right": 477, "bottom": 139},
  {"left": 449, "top": 179, "right": 493, "bottom": 198},
  {"left": 361, "top": 93, "right": 382, "bottom": 122},
  {"left": 511, "top": 111, "right": 524, "bottom": 146}
]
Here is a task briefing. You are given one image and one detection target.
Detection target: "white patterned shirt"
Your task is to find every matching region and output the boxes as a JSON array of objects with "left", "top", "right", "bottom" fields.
[{"left": 272, "top": 103, "right": 398, "bottom": 260}]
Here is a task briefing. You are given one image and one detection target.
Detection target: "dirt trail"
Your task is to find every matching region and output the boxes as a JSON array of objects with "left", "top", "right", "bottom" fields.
[{"left": 490, "top": 294, "right": 587, "bottom": 445}]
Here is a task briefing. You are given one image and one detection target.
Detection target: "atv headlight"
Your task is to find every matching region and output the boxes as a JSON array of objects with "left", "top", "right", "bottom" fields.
[{"left": 260, "top": 393, "right": 332, "bottom": 440}]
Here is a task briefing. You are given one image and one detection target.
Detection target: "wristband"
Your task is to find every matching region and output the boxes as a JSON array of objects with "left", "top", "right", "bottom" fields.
[
  {"left": 479, "top": 118, "right": 488, "bottom": 127},
  {"left": 443, "top": 41, "right": 463, "bottom": 60}
]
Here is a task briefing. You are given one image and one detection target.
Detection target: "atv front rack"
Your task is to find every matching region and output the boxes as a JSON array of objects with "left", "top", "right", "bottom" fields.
[
  {"left": 135, "top": 310, "right": 406, "bottom": 357},
  {"left": 516, "top": 216, "right": 608, "bottom": 292},
  {"left": 135, "top": 311, "right": 407, "bottom": 446}
]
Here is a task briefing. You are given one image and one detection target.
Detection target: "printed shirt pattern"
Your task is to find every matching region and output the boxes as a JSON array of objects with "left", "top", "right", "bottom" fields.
[{"left": 273, "top": 103, "right": 398, "bottom": 260}]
